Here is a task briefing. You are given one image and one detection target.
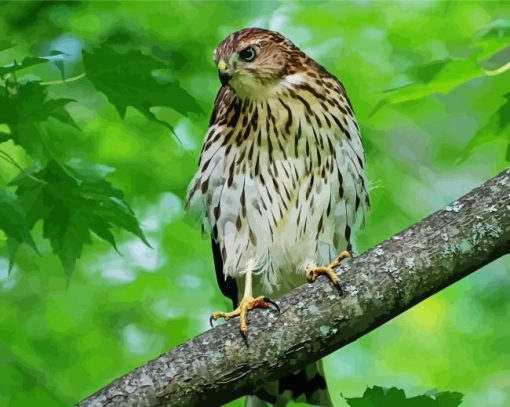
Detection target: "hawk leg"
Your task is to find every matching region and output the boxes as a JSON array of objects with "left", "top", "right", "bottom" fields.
[
  {"left": 209, "top": 268, "right": 279, "bottom": 339},
  {"left": 306, "top": 251, "right": 351, "bottom": 295}
]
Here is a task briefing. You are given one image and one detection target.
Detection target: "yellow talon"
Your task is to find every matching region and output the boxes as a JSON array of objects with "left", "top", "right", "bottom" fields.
[
  {"left": 209, "top": 295, "right": 280, "bottom": 336},
  {"left": 306, "top": 251, "right": 350, "bottom": 295}
]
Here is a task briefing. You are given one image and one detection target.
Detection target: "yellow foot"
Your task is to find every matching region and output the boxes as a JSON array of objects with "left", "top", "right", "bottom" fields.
[
  {"left": 306, "top": 251, "right": 351, "bottom": 295},
  {"left": 209, "top": 295, "right": 280, "bottom": 338}
]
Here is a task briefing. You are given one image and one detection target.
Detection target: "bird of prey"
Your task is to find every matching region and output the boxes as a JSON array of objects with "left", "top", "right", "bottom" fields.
[{"left": 186, "top": 27, "right": 369, "bottom": 407}]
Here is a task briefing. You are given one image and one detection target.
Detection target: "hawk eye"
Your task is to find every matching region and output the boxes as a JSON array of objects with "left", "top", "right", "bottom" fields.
[{"left": 239, "top": 46, "right": 257, "bottom": 62}]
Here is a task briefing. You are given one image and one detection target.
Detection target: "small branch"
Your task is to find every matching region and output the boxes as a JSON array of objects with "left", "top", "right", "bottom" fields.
[
  {"left": 77, "top": 168, "right": 510, "bottom": 407},
  {"left": 40, "top": 72, "right": 86, "bottom": 86}
]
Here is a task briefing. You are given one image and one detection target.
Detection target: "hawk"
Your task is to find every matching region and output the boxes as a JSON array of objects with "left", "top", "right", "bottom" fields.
[{"left": 186, "top": 28, "right": 369, "bottom": 406}]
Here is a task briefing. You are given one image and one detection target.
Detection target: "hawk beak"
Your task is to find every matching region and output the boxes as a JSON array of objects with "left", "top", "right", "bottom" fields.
[{"left": 217, "top": 59, "right": 232, "bottom": 86}]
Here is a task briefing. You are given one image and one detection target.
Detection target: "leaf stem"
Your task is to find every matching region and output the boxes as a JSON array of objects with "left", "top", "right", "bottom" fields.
[
  {"left": 40, "top": 72, "right": 86, "bottom": 86},
  {"left": 485, "top": 62, "right": 510, "bottom": 77},
  {"left": 0, "top": 150, "right": 46, "bottom": 184}
]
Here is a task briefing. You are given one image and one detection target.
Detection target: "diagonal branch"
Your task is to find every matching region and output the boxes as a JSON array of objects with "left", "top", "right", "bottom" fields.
[{"left": 78, "top": 168, "right": 510, "bottom": 407}]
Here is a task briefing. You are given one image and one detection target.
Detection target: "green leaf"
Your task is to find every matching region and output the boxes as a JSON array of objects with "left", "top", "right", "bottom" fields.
[
  {"left": 384, "top": 58, "right": 484, "bottom": 105},
  {"left": 82, "top": 45, "right": 202, "bottom": 133},
  {"left": 95, "top": 196, "right": 151, "bottom": 247},
  {"left": 48, "top": 50, "right": 66, "bottom": 81},
  {"left": 430, "top": 390, "right": 464, "bottom": 407},
  {"left": 373, "top": 19, "right": 510, "bottom": 114},
  {"left": 0, "top": 50, "right": 67, "bottom": 78},
  {"left": 65, "top": 158, "right": 116, "bottom": 181},
  {"left": 6, "top": 237, "right": 19, "bottom": 274},
  {"left": 0, "top": 132, "right": 11, "bottom": 143},
  {"left": 89, "top": 216, "right": 119, "bottom": 253},
  {"left": 474, "top": 19, "right": 510, "bottom": 61},
  {"left": 343, "top": 386, "right": 463, "bottom": 407},
  {"left": 43, "top": 202, "right": 92, "bottom": 280},
  {"left": 65, "top": 159, "right": 123, "bottom": 201},
  {"left": 476, "top": 18, "right": 510, "bottom": 40},
  {"left": 461, "top": 93, "right": 510, "bottom": 161},
  {"left": 0, "top": 56, "right": 50, "bottom": 78},
  {"left": 408, "top": 59, "right": 452, "bottom": 83},
  {"left": 0, "top": 40, "right": 15, "bottom": 52},
  {"left": 0, "top": 190, "right": 37, "bottom": 253},
  {"left": 0, "top": 81, "right": 77, "bottom": 158},
  {"left": 49, "top": 106, "right": 80, "bottom": 130},
  {"left": 11, "top": 159, "right": 148, "bottom": 278}
]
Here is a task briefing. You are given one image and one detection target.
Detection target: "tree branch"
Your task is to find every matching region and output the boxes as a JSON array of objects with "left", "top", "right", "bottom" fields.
[{"left": 78, "top": 169, "right": 510, "bottom": 407}]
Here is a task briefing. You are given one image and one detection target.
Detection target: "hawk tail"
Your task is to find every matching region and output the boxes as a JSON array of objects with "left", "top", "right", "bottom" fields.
[{"left": 246, "top": 360, "right": 333, "bottom": 407}]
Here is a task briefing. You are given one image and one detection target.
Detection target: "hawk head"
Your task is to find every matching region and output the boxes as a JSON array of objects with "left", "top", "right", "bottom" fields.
[{"left": 214, "top": 28, "right": 312, "bottom": 99}]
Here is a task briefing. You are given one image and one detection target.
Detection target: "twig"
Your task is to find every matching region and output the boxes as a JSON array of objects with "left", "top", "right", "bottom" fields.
[{"left": 40, "top": 72, "right": 86, "bottom": 86}]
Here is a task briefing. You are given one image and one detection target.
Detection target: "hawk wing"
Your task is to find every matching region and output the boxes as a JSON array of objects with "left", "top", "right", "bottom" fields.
[
  {"left": 210, "top": 86, "right": 239, "bottom": 308},
  {"left": 186, "top": 84, "right": 238, "bottom": 309},
  {"left": 211, "top": 238, "right": 238, "bottom": 309}
]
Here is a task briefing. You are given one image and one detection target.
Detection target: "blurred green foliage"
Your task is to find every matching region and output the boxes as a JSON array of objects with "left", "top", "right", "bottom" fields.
[
  {"left": 343, "top": 386, "right": 463, "bottom": 407},
  {"left": 0, "top": 1, "right": 508, "bottom": 406}
]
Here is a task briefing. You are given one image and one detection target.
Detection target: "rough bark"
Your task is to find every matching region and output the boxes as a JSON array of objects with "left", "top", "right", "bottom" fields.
[{"left": 78, "top": 168, "right": 510, "bottom": 407}]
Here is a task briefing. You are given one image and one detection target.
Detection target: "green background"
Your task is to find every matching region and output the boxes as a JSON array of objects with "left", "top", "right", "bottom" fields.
[{"left": 0, "top": 1, "right": 509, "bottom": 406}]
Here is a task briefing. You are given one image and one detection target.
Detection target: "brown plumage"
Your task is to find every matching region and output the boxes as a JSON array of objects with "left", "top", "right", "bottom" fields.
[{"left": 187, "top": 27, "right": 369, "bottom": 407}]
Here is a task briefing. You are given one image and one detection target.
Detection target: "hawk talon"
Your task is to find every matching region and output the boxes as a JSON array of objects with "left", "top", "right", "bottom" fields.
[
  {"left": 209, "top": 295, "right": 279, "bottom": 334},
  {"left": 263, "top": 297, "right": 280, "bottom": 314},
  {"left": 306, "top": 251, "right": 351, "bottom": 296},
  {"left": 333, "top": 281, "right": 344, "bottom": 296},
  {"left": 241, "top": 330, "right": 249, "bottom": 347}
]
